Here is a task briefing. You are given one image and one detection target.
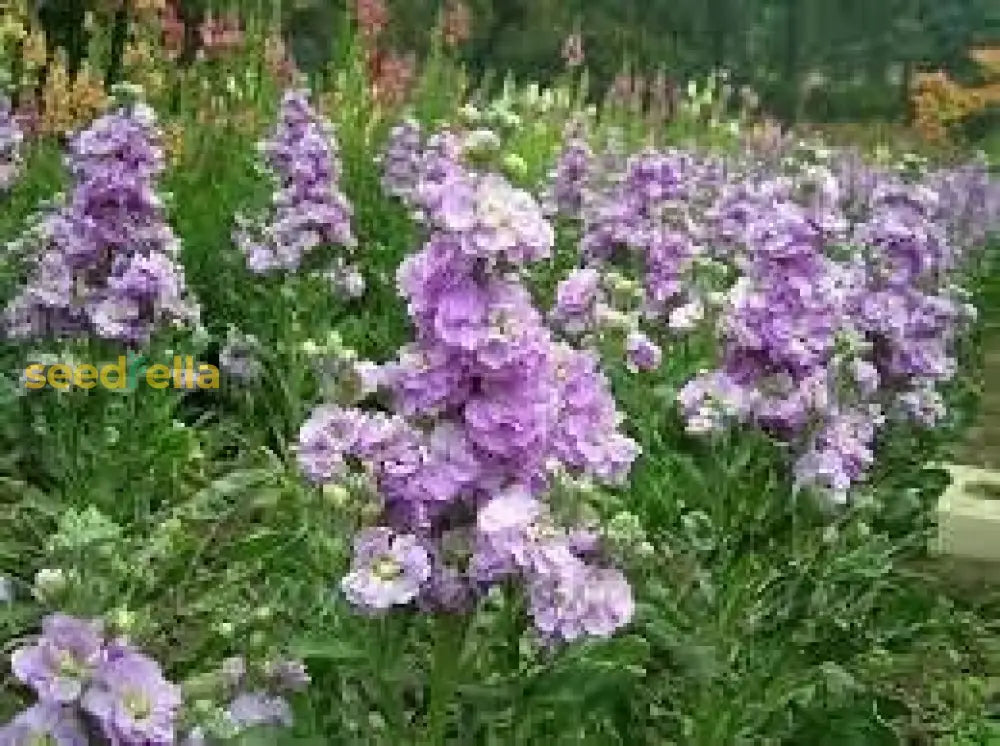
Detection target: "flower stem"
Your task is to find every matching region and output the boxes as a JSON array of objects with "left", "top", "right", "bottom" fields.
[{"left": 426, "top": 614, "right": 463, "bottom": 745}]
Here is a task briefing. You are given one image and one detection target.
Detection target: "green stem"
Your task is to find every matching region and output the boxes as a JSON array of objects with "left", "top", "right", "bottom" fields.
[
  {"left": 377, "top": 616, "right": 409, "bottom": 741},
  {"left": 427, "top": 615, "right": 463, "bottom": 745},
  {"left": 503, "top": 582, "right": 523, "bottom": 745}
]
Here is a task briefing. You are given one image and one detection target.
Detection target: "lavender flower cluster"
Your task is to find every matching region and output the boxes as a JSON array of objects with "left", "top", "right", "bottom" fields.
[
  {"left": 296, "top": 129, "right": 639, "bottom": 641},
  {"left": 578, "top": 147, "right": 726, "bottom": 320},
  {"left": 546, "top": 138, "right": 730, "bottom": 377},
  {"left": 378, "top": 118, "right": 464, "bottom": 209},
  {"left": 233, "top": 90, "right": 359, "bottom": 293},
  {"left": 547, "top": 131, "right": 997, "bottom": 500},
  {"left": 4, "top": 103, "right": 199, "bottom": 344},
  {"left": 0, "top": 95, "right": 24, "bottom": 192},
  {"left": 184, "top": 656, "right": 309, "bottom": 743},
  {"left": 542, "top": 120, "right": 593, "bottom": 220},
  {"left": 2, "top": 614, "right": 181, "bottom": 745},
  {"left": 687, "top": 152, "right": 998, "bottom": 498}
]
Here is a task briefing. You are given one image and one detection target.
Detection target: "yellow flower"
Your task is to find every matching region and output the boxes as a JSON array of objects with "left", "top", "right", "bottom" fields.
[
  {"left": 0, "top": 18, "right": 27, "bottom": 44},
  {"left": 21, "top": 29, "right": 48, "bottom": 69},
  {"left": 970, "top": 46, "right": 1000, "bottom": 77},
  {"left": 162, "top": 120, "right": 185, "bottom": 166},
  {"left": 124, "top": 40, "right": 153, "bottom": 70},
  {"left": 132, "top": 0, "right": 166, "bottom": 14},
  {"left": 39, "top": 55, "right": 109, "bottom": 136}
]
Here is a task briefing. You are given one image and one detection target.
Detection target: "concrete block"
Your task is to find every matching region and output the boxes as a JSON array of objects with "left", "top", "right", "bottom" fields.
[{"left": 935, "top": 464, "right": 1000, "bottom": 563}]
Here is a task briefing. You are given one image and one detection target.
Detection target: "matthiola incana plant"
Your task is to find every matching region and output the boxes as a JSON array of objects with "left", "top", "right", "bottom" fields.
[
  {"left": 4, "top": 100, "right": 199, "bottom": 343},
  {"left": 676, "top": 144, "right": 997, "bottom": 499},
  {"left": 296, "top": 124, "right": 639, "bottom": 641},
  {"left": 544, "top": 132, "right": 734, "bottom": 371},
  {"left": 544, "top": 123, "right": 998, "bottom": 502},
  {"left": 3, "top": 614, "right": 181, "bottom": 745},
  {"left": 233, "top": 89, "right": 360, "bottom": 294},
  {"left": 1, "top": 614, "right": 307, "bottom": 745},
  {"left": 0, "top": 94, "right": 23, "bottom": 192}
]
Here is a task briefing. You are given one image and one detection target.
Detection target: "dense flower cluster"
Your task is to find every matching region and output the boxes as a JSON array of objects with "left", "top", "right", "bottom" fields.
[
  {"left": 546, "top": 140, "right": 725, "bottom": 358},
  {"left": 4, "top": 102, "right": 199, "bottom": 343},
  {"left": 676, "top": 147, "right": 997, "bottom": 499},
  {"left": 580, "top": 148, "right": 725, "bottom": 318},
  {"left": 2, "top": 614, "right": 181, "bottom": 745},
  {"left": 547, "top": 127, "right": 997, "bottom": 500},
  {"left": 233, "top": 90, "right": 358, "bottom": 290},
  {"left": 546, "top": 140, "right": 724, "bottom": 371},
  {"left": 296, "top": 131, "right": 639, "bottom": 640},
  {"left": 0, "top": 95, "right": 24, "bottom": 192}
]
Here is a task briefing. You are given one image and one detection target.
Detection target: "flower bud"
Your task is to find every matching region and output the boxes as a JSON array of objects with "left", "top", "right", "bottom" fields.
[
  {"left": 501, "top": 153, "right": 528, "bottom": 180},
  {"left": 108, "top": 607, "right": 138, "bottom": 634},
  {"left": 33, "top": 568, "right": 67, "bottom": 600},
  {"left": 322, "top": 483, "right": 351, "bottom": 508}
]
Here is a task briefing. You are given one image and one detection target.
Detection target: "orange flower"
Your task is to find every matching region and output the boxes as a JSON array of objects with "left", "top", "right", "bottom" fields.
[
  {"left": 970, "top": 46, "right": 1000, "bottom": 76},
  {"left": 441, "top": 0, "right": 471, "bottom": 48},
  {"left": 354, "top": 0, "right": 389, "bottom": 43},
  {"left": 910, "top": 68, "right": 989, "bottom": 143}
]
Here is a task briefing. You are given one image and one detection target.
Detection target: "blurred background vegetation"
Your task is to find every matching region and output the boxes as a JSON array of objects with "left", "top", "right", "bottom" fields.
[{"left": 31, "top": 0, "right": 1000, "bottom": 125}]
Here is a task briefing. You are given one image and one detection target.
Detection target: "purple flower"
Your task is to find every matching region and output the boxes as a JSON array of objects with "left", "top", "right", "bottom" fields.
[
  {"left": 82, "top": 648, "right": 182, "bottom": 745},
  {"left": 794, "top": 407, "right": 883, "bottom": 500},
  {"left": 471, "top": 488, "right": 546, "bottom": 580},
  {"left": 433, "top": 279, "right": 489, "bottom": 350},
  {"left": 0, "top": 96, "right": 24, "bottom": 192},
  {"left": 552, "top": 268, "right": 601, "bottom": 332},
  {"left": 528, "top": 562, "right": 634, "bottom": 641},
  {"left": 301, "top": 124, "right": 638, "bottom": 640},
  {"left": 422, "top": 173, "right": 555, "bottom": 264},
  {"left": 0, "top": 704, "right": 88, "bottom": 746},
  {"left": 226, "top": 692, "right": 293, "bottom": 730},
  {"left": 296, "top": 406, "right": 367, "bottom": 483},
  {"left": 219, "top": 329, "right": 264, "bottom": 383},
  {"left": 341, "top": 528, "right": 432, "bottom": 611},
  {"left": 379, "top": 118, "right": 425, "bottom": 200},
  {"left": 473, "top": 485, "right": 592, "bottom": 553},
  {"left": 264, "top": 659, "right": 310, "bottom": 693},
  {"left": 386, "top": 343, "right": 471, "bottom": 416},
  {"left": 625, "top": 331, "right": 662, "bottom": 372},
  {"left": 233, "top": 90, "right": 356, "bottom": 278},
  {"left": 4, "top": 104, "right": 198, "bottom": 343},
  {"left": 418, "top": 563, "right": 475, "bottom": 613},
  {"left": 551, "top": 345, "right": 640, "bottom": 483},
  {"left": 464, "top": 379, "right": 555, "bottom": 466},
  {"left": 11, "top": 614, "right": 104, "bottom": 703},
  {"left": 850, "top": 359, "right": 879, "bottom": 397}
]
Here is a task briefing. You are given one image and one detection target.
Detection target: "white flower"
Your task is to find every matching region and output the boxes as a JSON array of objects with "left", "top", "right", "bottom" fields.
[
  {"left": 458, "top": 103, "right": 481, "bottom": 124},
  {"left": 33, "top": 568, "right": 67, "bottom": 600},
  {"left": 668, "top": 300, "right": 705, "bottom": 332}
]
